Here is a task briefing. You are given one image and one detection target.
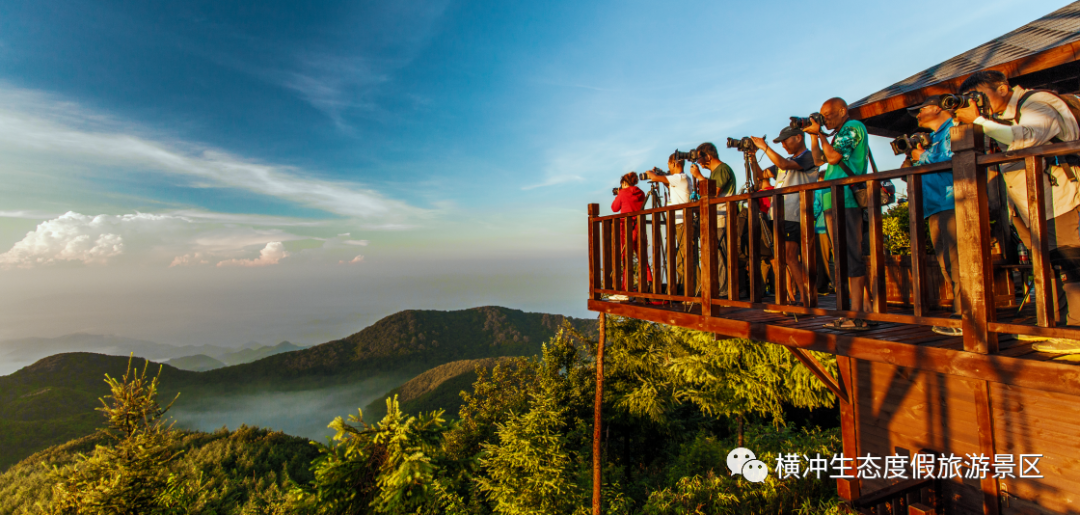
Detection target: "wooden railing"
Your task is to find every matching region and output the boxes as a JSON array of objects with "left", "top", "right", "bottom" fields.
[{"left": 588, "top": 125, "right": 1080, "bottom": 354}]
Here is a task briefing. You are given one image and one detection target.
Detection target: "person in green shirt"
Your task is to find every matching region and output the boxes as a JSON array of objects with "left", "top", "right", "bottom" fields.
[
  {"left": 804, "top": 97, "right": 871, "bottom": 330},
  {"left": 688, "top": 142, "right": 735, "bottom": 297}
]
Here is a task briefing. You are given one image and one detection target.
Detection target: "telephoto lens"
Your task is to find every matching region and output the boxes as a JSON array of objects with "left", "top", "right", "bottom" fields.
[
  {"left": 890, "top": 133, "right": 933, "bottom": 155},
  {"left": 789, "top": 112, "right": 825, "bottom": 130},
  {"left": 672, "top": 149, "right": 699, "bottom": 162},
  {"left": 638, "top": 172, "right": 649, "bottom": 181},
  {"left": 726, "top": 137, "right": 755, "bottom": 153}
]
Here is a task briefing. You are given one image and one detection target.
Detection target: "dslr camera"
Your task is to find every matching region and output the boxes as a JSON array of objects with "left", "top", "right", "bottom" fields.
[
  {"left": 671, "top": 149, "right": 700, "bottom": 162},
  {"left": 638, "top": 167, "right": 665, "bottom": 182},
  {"left": 939, "top": 91, "right": 990, "bottom": 116},
  {"left": 890, "top": 132, "right": 932, "bottom": 155},
  {"left": 726, "top": 136, "right": 755, "bottom": 153},
  {"left": 790, "top": 112, "right": 826, "bottom": 131}
]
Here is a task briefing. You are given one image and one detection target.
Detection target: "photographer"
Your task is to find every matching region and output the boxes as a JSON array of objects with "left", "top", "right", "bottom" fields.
[
  {"left": 689, "top": 142, "right": 736, "bottom": 297},
  {"left": 750, "top": 127, "right": 819, "bottom": 307},
  {"left": 902, "top": 96, "right": 962, "bottom": 336},
  {"left": 646, "top": 157, "right": 698, "bottom": 296},
  {"left": 804, "top": 97, "right": 872, "bottom": 330},
  {"left": 956, "top": 71, "right": 1080, "bottom": 340},
  {"left": 611, "top": 172, "right": 653, "bottom": 292}
]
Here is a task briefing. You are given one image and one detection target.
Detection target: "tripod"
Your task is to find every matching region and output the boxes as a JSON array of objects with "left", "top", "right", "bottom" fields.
[{"left": 645, "top": 181, "right": 668, "bottom": 294}]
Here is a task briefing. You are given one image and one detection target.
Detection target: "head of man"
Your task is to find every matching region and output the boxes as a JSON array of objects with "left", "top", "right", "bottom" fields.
[
  {"left": 819, "top": 97, "right": 849, "bottom": 131},
  {"left": 774, "top": 126, "right": 807, "bottom": 155},
  {"left": 907, "top": 96, "right": 953, "bottom": 132},
  {"left": 959, "top": 70, "right": 1011, "bottom": 114},
  {"left": 695, "top": 142, "right": 720, "bottom": 169}
]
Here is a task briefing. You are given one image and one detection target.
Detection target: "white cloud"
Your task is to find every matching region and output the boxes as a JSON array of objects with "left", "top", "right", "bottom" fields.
[
  {"left": 0, "top": 212, "right": 141, "bottom": 268},
  {"left": 0, "top": 86, "right": 423, "bottom": 221},
  {"left": 217, "top": 242, "right": 289, "bottom": 268}
]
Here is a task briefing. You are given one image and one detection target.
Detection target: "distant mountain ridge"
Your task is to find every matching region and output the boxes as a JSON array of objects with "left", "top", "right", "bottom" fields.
[
  {"left": 166, "top": 341, "right": 304, "bottom": 371},
  {"left": 0, "top": 306, "right": 597, "bottom": 470}
]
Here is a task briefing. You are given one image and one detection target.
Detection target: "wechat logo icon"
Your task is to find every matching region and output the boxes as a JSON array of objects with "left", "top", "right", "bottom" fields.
[{"left": 727, "top": 447, "right": 768, "bottom": 483}]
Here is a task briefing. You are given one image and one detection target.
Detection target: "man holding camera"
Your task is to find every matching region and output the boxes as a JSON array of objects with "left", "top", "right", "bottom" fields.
[
  {"left": 804, "top": 97, "right": 872, "bottom": 329},
  {"left": 903, "top": 96, "right": 961, "bottom": 336},
  {"left": 955, "top": 71, "right": 1080, "bottom": 342},
  {"left": 750, "top": 128, "right": 819, "bottom": 307},
  {"left": 690, "top": 142, "right": 736, "bottom": 297},
  {"left": 646, "top": 156, "right": 698, "bottom": 296}
]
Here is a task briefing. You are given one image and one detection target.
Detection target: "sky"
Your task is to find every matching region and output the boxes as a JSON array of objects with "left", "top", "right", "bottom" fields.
[{"left": 0, "top": 0, "right": 1070, "bottom": 348}]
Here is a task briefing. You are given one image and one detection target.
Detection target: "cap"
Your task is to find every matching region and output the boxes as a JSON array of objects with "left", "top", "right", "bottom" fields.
[
  {"left": 906, "top": 95, "right": 944, "bottom": 115},
  {"left": 773, "top": 126, "right": 803, "bottom": 143}
]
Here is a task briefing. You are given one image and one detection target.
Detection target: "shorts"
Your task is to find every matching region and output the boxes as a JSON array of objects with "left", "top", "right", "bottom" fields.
[{"left": 782, "top": 221, "right": 800, "bottom": 242}]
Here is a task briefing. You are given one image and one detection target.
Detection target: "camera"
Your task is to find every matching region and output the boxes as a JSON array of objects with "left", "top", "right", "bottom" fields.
[
  {"left": 612, "top": 187, "right": 620, "bottom": 196},
  {"left": 639, "top": 167, "right": 665, "bottom": 182},
  {"left": 890, "top": 132, "right": 932, "bottom": 155},
  {"left": 790, "top": 112, "right": 825, "bottom": 130},
  {"left": 671, "top": 149, "right": 700, "bottom": 162},
  {"left": 726, "top": 136, "right": 755, "bottom": 153},
  {"left": 939, "top": 91, "right": 990, "bottom": 115}
]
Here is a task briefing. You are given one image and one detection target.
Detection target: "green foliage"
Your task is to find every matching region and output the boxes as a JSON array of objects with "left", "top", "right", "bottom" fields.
[
  {"left": 299, "top": 397, "right": 463, "bottom": 515},
  {"left": 883, "top": 202, "right": 935, "bottom": 256},
  {"left": 47, "top": 356, "right": 188, "bottom": 514},
  {"left": 364, "top": 358, "right": 511, "bottom": 421}
]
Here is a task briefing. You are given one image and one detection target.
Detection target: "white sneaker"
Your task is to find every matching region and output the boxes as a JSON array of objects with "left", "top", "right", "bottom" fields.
[
  {"left": 1032, "top": 338, "right": 1080, "bottom": 354},
  {"left": 1014, "top": 333, "right": 1051, "bottom": 342},
  {"left": 607, "top": 294, "right": 629, "bottom": 302}
]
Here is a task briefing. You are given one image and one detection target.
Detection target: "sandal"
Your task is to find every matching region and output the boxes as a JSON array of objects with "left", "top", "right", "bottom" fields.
[{"left": 825, "top": 317, "right": 869, "bottom": 331}]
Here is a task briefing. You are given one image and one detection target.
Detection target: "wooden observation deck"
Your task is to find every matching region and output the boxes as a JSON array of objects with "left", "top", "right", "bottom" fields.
[{"left": 587, "top": 4, "right": 1080, "bottom": 514}]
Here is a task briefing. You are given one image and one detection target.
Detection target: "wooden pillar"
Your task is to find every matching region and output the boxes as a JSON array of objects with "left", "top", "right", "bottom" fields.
[
  {"left": 908, "top": 175, "right": 929, "bottom": 316},
  {"left": 867, "top": 179, "right": 887, "bottom": 314},
  {"left": 592, "top": 313, "right": 606, "bottom": 515},
  {"left": 800, "top": 189, "right": 818, "bottom": 308},
  {"left": 951, "top": 124, "right": 998, "bottom": 354},
  {"left": 1024, "top": 156, "right": 1054, "bottom": 328},
  {"left": 952, "top": 124, "right": 1000, "bottom": 515}
]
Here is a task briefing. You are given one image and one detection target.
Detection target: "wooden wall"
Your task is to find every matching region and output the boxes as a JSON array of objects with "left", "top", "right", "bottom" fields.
[{"left": 852, "top": 358, "right": 1080, "bottom": 514}]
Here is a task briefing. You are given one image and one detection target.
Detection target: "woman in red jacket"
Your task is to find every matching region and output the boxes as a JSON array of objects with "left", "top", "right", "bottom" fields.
[{"left": 611, "top": 172, "right": 653, "bottom": 291}]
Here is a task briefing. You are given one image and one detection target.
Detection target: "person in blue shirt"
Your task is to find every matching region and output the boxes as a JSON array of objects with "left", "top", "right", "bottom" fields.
[{"left": 904, "top": 96, "right": 960, "bottom": 336}]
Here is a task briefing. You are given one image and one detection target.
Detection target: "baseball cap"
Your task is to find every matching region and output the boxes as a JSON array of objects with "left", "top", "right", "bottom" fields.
[
  {"left": 906, "top": 95, "right": 944, "bottom": 115},
  {"left": 773, "top": 126, "right": 803, "bottom": 143}
]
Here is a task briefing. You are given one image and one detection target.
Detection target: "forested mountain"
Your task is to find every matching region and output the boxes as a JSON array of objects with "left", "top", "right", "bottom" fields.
[
  {"left": 363, "top": 357, "right": 513, "bottom": 420},
  {"left": 0, "top": 306, "right": 597, "bottom": 470}
]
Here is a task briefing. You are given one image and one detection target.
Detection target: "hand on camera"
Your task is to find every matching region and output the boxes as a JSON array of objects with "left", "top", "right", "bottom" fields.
[
  {"left": 802, "top": 119, "right": 822, "bottom": 135},
  {"left": 910, "top": 146, "right": 925, "bottom": 162},
  {"left": 953, "top": 100, "right": 980, "bottom": 124},
  {"left": 750, "top": 136, "right": 768, "bottom": 151}
]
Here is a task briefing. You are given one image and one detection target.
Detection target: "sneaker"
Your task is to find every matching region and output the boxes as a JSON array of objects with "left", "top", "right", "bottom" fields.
[
  {"left": 607, "top": 294, "right": 629, "bottom": 302},
  {"left": 931, "top": 326, "right": 963, "bottom": 336},
  {"left": 1032, "top": 338, "right": 1080, "bottom": 354},
  {"left": 764, "top": 308, "right": 783, "bottom": 314},
  {"left": 1014, "top": 333, "right": 1051, "bottom": 342}
]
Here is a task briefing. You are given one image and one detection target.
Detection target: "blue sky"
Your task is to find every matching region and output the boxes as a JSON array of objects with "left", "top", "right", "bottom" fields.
[{"left": 0, "top": 0, "right": 1069, "bottom": 346}]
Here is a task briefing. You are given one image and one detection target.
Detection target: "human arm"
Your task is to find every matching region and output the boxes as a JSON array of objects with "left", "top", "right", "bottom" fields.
[
  {"left": 689, "top": 163, "right": 707, "bottom": 182},
  {"left": 751, "top": 136, "right": 800, "bottom": 170},
  {"left": 645, "top": 169, "right": 669, "bottom": 185}
]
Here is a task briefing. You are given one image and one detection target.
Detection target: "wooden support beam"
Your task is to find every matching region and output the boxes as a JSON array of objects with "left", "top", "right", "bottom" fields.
[
  {"left": 700, "top": 180, "right": 717, "bottom": 315},
  {"left": 588, "top": 299, "right": 1080, "bottom": 397},
  {"left": 867, "top": 179, "right": 886, "bottom": 314},
  {"left": 971, "top": 379, "right": 1001, "bottom": 515},
  {"left": 908, "top": 503, "right": 936, "bottom": 515},
  {"left": 592, "top": 313, "right": 605, "bottom": 515},
  {"left": 786, "top": 347, "right": 848, "bottom": 404},
  {"left": 952, "top": 124, "right": 999, "bottom": 354},
  {"left": 837, "top": 355, "right": 860, "bottom": 501}
]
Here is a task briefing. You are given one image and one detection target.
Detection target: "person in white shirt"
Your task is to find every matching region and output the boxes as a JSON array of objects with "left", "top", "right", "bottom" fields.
[
  {"left": 956, "top": 70, "right": 1080, "bottom": 344},
  {"left": 646, "top": 156, "right": 697, "bottom": 297}
]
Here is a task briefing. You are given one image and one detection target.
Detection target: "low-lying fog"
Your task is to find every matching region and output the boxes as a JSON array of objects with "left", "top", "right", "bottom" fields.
[{"left": 169, "top": 376, "right": 409, "bottom": 441}]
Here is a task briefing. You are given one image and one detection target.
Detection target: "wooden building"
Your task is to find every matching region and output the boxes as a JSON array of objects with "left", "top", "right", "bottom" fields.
[{"left": 588, "top": 3, "right": 1080, "bottom": 514}]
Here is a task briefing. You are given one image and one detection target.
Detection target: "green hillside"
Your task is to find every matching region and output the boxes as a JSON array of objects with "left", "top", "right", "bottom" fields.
[
  {"left": 166, "top": 354, "right": 226, "bottom": 371},
  {"left": 0, "top": 306, "right": 597, "bottom": 470},
  {"left": 363, "top": 357, "right": 512, "bottom": 420}
]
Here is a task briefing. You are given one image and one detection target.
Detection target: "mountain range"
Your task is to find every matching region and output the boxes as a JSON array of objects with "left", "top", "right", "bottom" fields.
[{"left": 0, "top": 306, "right": 597, "bottom": 471}]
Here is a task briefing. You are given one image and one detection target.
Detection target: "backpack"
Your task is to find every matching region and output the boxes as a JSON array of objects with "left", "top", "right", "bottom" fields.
[{"left": 1014, "top": 89, "right": 1080, "bottom": 180}]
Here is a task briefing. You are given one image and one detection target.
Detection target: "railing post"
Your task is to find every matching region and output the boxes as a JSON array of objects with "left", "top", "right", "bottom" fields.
[
  {"left": 727, "top": 200, "right": 740, "bottom": 301},
  {"left": 773, "top": 194, "right": 787, "bottom": 305},
  {"left": 589, "top": 204, "right": 600, "bottom": 300},
  {"left": 748, "top": 196, "right": 763, "bottom": 303},
  {"left": 867, "top": 179, "right": 887, "bottom": 314},
  {"left": 1024, "top": 156, "right": 1055, "bottom": 328},
  {"left": 908, "top": 175, "right": 929, "bottom": 316},
  {"left": 700, "top": 180, "right": 717, "bottom": 315},
  {"left": 602, "top": 219, "right": 613, "bottom": 291},
  {"left": 831, "top": 184, "right": 849, "bottom": 310},
  {"left": 951, "top": 124, "right": 999, "bottom": 352},
  {"left": 800, "top": 189, "right": 818, "bottom": 308}
]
